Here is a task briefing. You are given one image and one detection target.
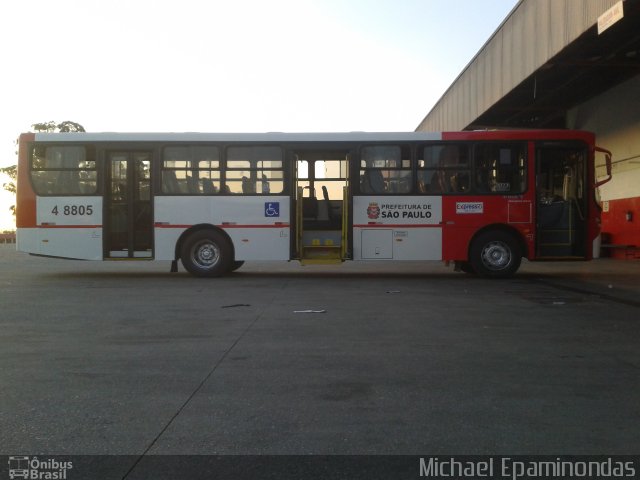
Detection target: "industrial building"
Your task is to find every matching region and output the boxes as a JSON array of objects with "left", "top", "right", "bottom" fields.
[{"left": 417, "top": 0, "right": 640, "bottom": 258}]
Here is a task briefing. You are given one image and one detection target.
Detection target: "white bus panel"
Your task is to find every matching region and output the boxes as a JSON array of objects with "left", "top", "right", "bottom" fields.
[
  {"left": 19, "top": 197, "right": 104, "bottom": 260},
  {"left": 154, "top": 196, "right": 291, "bottom": 261},
  {"left": 352, "top": 196, "right": 443, "bottom": 261}
]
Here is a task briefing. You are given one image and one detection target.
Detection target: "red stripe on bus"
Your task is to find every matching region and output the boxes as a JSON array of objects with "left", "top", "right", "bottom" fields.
[
  {"left": 38, "top": 225, "right": 103, "bottom": 228},
  {"left": 222, "top": 224, "right": 291, "bottom": 229}
]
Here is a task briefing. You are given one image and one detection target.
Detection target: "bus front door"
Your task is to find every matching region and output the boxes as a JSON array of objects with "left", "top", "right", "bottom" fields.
[
  {"left": 535, "top": 143, "right": 588, "bottom": 258},
  {"left": 105, "top": 151, "right": 153, "bottom": 259}
]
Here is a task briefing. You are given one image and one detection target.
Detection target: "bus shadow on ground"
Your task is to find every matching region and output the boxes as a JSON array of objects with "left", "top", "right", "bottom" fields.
[{"left": 42, "top": 269, "right": 594, "bottom": 282}]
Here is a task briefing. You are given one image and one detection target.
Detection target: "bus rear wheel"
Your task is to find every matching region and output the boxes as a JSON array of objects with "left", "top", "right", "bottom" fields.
[
  {"left": 469, "top": 231, "right": 521, "bottom": 278},
  {"left": 180, "top": 230, "right": 233, "bottom": 277},
  {"left": 230, "top": 260, "right": 245, "bottom": 272}
]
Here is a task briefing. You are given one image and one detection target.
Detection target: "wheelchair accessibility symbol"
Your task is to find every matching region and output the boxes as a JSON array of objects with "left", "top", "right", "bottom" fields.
[{"left": 264, "top": 202, "right": 280, "bottom": 217}]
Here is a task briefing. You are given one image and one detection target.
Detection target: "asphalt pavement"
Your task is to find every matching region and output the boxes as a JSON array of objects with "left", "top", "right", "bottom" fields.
[{"left": 1, "top": 245, "right": 639, "bottom": 477}]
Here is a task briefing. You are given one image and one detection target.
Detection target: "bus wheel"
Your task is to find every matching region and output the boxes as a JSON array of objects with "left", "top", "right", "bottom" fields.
[
  {"left": 180, "top": 230, "right": 232, "bottom": 277},
  {"left": 458, "top": 261, "right": 476, "bottom": 274},
  {"left": 469, "top": 231, "right": 521, "bottom": 278},
  {"left": 230, "top": 260, "right": 245, "bottom": 272}
]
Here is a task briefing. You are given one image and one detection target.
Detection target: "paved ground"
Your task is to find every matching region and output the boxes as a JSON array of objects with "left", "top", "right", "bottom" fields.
[{"left": 0, "top": 245, "right": 639, "bottom": 477}]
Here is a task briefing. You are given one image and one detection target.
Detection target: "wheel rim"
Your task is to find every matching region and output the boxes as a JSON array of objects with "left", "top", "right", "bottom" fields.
[
  {"left": 190, "top": 239, "right": 220, "bottom": 269},
  {"left": 480, "top": 241, "right": 512, "bottom": 271}
]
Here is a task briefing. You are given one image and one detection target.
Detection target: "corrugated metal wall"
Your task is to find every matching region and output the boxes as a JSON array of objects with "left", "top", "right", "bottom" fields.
[{"left": 416, "top": 0, "right": 620, "bottom": 132}]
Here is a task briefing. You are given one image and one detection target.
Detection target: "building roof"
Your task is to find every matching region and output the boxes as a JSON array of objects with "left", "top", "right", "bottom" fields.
[{"left": 417, "top": 0, "right": 640, "bottom": 131}]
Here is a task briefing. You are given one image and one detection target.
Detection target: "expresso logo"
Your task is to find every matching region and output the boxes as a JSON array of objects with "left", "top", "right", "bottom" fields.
[{"left": 456, "top": 202, "right": 483, "bottom": 214}]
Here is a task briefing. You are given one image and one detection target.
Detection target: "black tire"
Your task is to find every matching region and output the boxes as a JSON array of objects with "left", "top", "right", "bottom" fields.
[
  {"left": 230, "top": 260, "right": 245, "bottom": 272},
  {"left": 458, "top": 261, "right": 476, "bottom": 274},
  {"left": 180, "top": 229, "right": 233, "bottom": 277},
  {"left": 469, "top": 231, "right": 522, "bottom": 278}
]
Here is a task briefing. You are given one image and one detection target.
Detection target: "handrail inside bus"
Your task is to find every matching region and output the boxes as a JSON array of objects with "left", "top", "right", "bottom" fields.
[
  {"left": 594, "top": 146, "right": 612, "bottom": 188},
  {"left": 341, "top": 185, "right": 349, "bottom": 260},
  {"left": 296, "top": 186, "right": 304, "bottom": 258}
]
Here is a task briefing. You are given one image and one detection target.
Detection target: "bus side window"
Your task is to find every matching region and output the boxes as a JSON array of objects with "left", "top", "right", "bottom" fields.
[
  {"left": 418, "top": 144, "right": 469, "bottom": 194},
  {"left": 360, "top": 169, "right": 385, "bottom": 193},
  {"left": 30, "top": 145, "right": 97, "bottom": 196},
  {"left": 226, "top": 146, "right": 284, "bottom": 195},
  {"left": 242, "top": 176, "right": 255, "bottom": 194},
  {"left": 359, "top": 145, "right": 411, "bottom": 194},
  {"left": 187, "top": 175, "right": 200, "bottom": 194},
  {"left": 202, "top": 178, "right": 217, "bottom": 194},
  {"left": 162, "top": 146, "right": 220, "bottom": 195},
  {"left": 474, "top": 143, "right": 526, "bottom": 194}
]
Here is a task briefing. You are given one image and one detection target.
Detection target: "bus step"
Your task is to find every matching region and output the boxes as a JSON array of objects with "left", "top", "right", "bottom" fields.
[
  {"left": 301, "top": 245, "right": 342, "bottom": 262},
  {"left": 302, "top": 230, "right": 342, "bottom": 247},
  {"left": 303, "top": 239, "right": 341, "bottom": 247},
  {"left": 300, "top": 258, "right": 344, "bottom": 265}
]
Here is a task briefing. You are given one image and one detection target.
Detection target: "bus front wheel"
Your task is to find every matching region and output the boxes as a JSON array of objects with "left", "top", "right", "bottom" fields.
[
  {"left": 458, "top": 261, "right": 476, "bottom": 274},
  {"left": 469, "top": 231, "right": 521, "bottom": 278},
  {"left": 180, "top": 230, "right": 233, "bottom": 277}
]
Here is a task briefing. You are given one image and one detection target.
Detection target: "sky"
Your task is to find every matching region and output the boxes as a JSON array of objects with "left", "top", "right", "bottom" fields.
[{"left": 0, "top": 0, "right": 518, "bottom": 231}]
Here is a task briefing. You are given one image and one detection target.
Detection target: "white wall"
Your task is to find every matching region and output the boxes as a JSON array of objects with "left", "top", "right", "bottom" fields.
[{"left": 567, "top": 75, "right": 640, "bottom": 201}]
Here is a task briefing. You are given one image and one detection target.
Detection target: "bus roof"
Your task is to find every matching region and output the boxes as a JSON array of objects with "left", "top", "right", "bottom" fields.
[
  {"left": 32, "top": 132, "right": 442, "bottom": 143},
  {"left": 28, "top": 130, "right": 594, "bottom": 144}
]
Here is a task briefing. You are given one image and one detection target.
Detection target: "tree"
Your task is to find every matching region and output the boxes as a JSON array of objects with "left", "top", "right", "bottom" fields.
[
  {"left": 2, "top": 121, "right": 85, "bottom": 217},
  {"left": 0, "top": 165, "right": 16, "bottom": 194},
  {"left": 0, "top": 165, "right": 17, "bottom": 216},
  {"left": 32, "top": 121, "right": 86, "bottom": 133}
]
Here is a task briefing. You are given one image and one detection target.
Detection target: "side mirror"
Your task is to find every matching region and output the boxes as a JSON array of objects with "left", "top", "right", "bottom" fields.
[{"left": 594, "top": 147, "right": 612, "bottom": 188}]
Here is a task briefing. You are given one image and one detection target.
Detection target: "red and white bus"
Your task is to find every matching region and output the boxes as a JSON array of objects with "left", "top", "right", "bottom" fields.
[{"left": 16, "top": 130, "right": 612, "bottom": 277}]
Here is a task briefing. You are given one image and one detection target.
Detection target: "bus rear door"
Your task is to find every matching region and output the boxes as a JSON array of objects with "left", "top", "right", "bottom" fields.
[{"left": 104, "top": 151, "right": 153, "bottom": 259}]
